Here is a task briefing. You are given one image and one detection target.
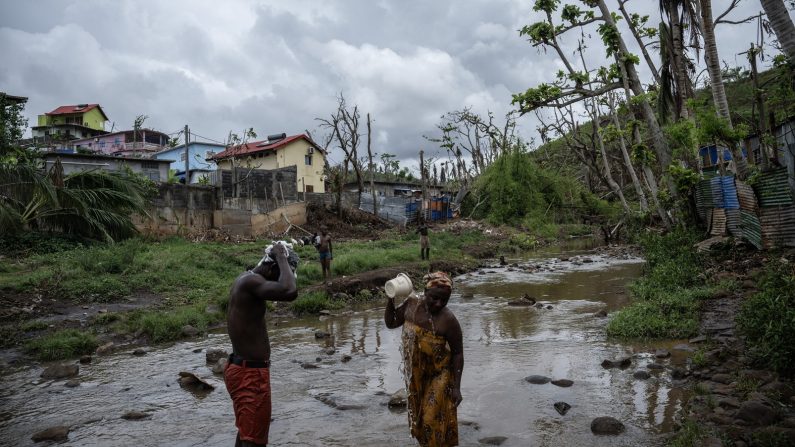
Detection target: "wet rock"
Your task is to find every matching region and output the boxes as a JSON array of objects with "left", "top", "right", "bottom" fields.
[
  {"left": 177, "top": 372, "right": 215, "bottom": 391},
  {"left": 761, "top": 381, "right": 795, "bottom": 402},
  {"left": 551, "top": 379, "right": 573, "bottom": 388},
  {"left": 647, "top": 363, "right": 665, "bottom": 370},
  {"left": 192, "top": 348, "right": 203, "bottom": 353},
  {"left": 601, "top": 357, "right": 631, "bottom": 369},
  {"left": 132, "top": 349, "right": 147, "bottom": 356},
  {"left": 689, "top": 335, "right": 708, "bottom": 344},
  {"left": 671, "top": 368, "right": 688, "bottom": 380},
  {"left": 461, "top": 420, "right": 481, "bottom": 430},
  {"left": 388, "top": 389, "right": 407, "bottom": 408},
  {"left": 735, "top": 400, "right": 779, "bottom": 426},
  {"left": 546, "top": 305, "right": 553, "bottom": 310},
  {"left": 79, "top": 355, "right": 92, "bottom": 364},
  {"left": 534, "top": 303, "right": 544, "bottom": 309},
  {"left": 711, "top": 373, "right": 732, "bottom": 384},
  {"left": 211, "top": 358, "right": 228, "bottom": 375},
  {"left": 590, "top": 416, "right": 625, "bottom": 435},
  {"left": 499, "top": 256, "right": 507, "bottom": 266},
  {"left": 64, "top": 379, "right": 80, "bottom": 388},
  {"left": 181, "top": 325, "right": 199, "bottom": 337},
  {"left": 325, "top": 348, "right": 336, "bottom": 355},
  {"left": 507, "top": 300, "right": 534, "bottom": 307},
  {"left": 41, "top": 364, "right": 79, "bottom": 380},
  {"left": 96, "top": 341, "right": 114, "bottom": 355},
  {"left": 31, "top": 426, "right": 69, "bottom": 443},
  {"left": 717, "top": 397, "right": 741, "bottom": 409},
  {"left": 121, "top": 411, "right": 151, "bottom": 421},
  {"left": 524, "top": 375, "right": 551, "bottom": 384},
  {"left": 554, "top": 402, "right": 571, "bottom": 416},
  {"left": 633, "top": 370, "right": 651, "bottom": 380},
  {"left": 740, "top": 369, "right": 776, "bottom": 385},
  {"left": 315, "top": 393, "right": 366, "bottom": 410},
  {"left": 655, "top": 349, "right": 671, "bottom": 359},
  {"left": 582, "top": 258, "right": 594, "bottom": 263},
  {"left": 706, "top": 413, "right": 734, "bottom": 425},
  {"left": 205, "top": 349, "right": 228, "bottom": 364},
  {"left": 315, "top": 331, "right": 331, "bottom": 339},
  {"left": 594, "top": 309, "right": 608, "bottom": 318},
  {"left": 478, "top": 436, "right": 508, "bottom": 445},
  {"left": 673, "top": 343, "right": 695, "bottom": 352},
  {"left": 700, "top": 437, "right": 723, "bottom": 447},
  {"left": 315, "top": 357, "right": 322, "bottom": 362},
  {"left": 301, "top": 363, "right": 319, "bottom": 369}
]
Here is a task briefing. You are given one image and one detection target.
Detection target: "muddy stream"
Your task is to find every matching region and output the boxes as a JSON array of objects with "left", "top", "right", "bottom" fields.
[{"left": 0, "top": 244, "right": 692, "bottom": 446}]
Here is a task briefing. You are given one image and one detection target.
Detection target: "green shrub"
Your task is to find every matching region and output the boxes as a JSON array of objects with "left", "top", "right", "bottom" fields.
[
  {"left": 737, "top": 264, "right": 795, "bottom": 376},
  {"left": 21, "top": 320, "right": 49, "bottom": 331},
  {"left": 25, "top": 329, "right": 98, "bottom": 360},
  {"left": 124, "top": 305, "right": 218, "bottom": 343},
  {"left": 608, "top": 228, "right": 707, "bottom": 338}
]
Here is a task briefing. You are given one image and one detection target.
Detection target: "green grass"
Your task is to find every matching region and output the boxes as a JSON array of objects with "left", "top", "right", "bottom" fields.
[
  {"left": 737, "top": 263, "right": 795, "bottom": 376},
  {"left": 2, "top": 230, "right": 488, "bottom": 345},
  {"left": 21, "top": 320, "right": 49, "bottom": 332},
  {"left": 607, "top": 228, "right": 713, "bottom": 339},
  {"left": 666, "top": 420, "right": 708, "bottom": 447},
  {"left": 290, "top": 291, "right": 346, "bottom": 314},
  {"left": 25, "top": 329, "right": 98, "bottom": 361}
]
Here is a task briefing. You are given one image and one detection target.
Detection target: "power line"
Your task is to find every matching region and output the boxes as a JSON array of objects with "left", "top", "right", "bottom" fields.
[{"left": 189, "top": 132, "right": 227, "bottom": 145}]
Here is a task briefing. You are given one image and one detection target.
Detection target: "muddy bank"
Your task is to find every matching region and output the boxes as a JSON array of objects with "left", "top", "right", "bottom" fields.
[{"left": 664, "top": 245, "right": 795, "bottom": 445}]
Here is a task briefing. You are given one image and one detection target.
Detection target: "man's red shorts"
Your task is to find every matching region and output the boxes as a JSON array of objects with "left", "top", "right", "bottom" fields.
[{"left": 224, "top": 363, "right": 271, "bottom": 445}]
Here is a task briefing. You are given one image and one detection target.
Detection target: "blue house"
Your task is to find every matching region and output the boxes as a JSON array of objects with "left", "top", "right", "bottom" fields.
[{"left": 155, "top": 142, "right": 225, "bottom": 183}]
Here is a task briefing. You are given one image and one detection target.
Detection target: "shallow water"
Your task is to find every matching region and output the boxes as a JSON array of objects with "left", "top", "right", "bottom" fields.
[{"left": 0, "top": 245, "right": 690, "bottom": 446}]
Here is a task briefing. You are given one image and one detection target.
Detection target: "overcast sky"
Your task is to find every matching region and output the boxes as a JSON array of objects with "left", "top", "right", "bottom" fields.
[{"left": 0, "top": 0, "right": 784, "bottom": 170}]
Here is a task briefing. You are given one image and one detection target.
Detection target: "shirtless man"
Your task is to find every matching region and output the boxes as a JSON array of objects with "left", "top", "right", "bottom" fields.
[
  {"left": 225, "top": 243, "right": 298, "bottom": 447},
  {"left": 316, "top": 227, "right": 333, "bottom": 281}
]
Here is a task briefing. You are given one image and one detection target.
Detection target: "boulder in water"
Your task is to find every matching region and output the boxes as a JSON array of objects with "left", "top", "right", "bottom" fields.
[
  {"left": 121, "top": 411, "right": 151, "bottom": 421},
  {"left": 205, "top": 349, "right": 228, "bottom": 364},
  {"left": 554, "top": 401, "right": 571, "bottom": 416},
  {"left": 388, "top": 389, "right": 407, "bottom": 408},
  {"left": 590, "top": 416, "right": 625, "bottom": 435},
  {"left": 479, "top": 436, "right": 508, "bottom": 445},
  {"left": 551, "top": 379, "right": 573, "bottom": 387},
  {"left": 177, "top": 371, "right": 215, "bottom": 391},
  {"left": 524, "top": 375, "right": 551, "bottom": 384},
  {"left": 41, "top": 364, "right": 78, "bottom": 380},
  {"left": 601, "top": 357, "right": 631, "bottom": 369},
  {"left": 31, "top": 426, "right": 70, "bottom": 443}
]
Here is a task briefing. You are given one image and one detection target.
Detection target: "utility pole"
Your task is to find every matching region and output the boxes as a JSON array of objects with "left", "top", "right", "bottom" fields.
[
  {"left": 420, "top": 149, "right": 426, "bottom": 222},
  {"left": 184, "top": 124, "right": 190, "bottom": 184},
  {"left": 367, "top": 113, "right": 377, "bottom": 216},
  {"left": 747, "top": 43, "right": 770, "bottom": 170}
]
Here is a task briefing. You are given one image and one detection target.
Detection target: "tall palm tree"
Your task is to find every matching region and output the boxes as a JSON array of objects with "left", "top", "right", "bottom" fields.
[
  {"left": 698, "top": 0, "right": 750, "bottom": 178},
  {"left": 761, "top": 0, "right": 795, "bottom": 61}
]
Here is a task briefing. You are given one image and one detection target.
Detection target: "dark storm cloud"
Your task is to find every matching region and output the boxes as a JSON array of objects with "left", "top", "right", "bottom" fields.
[{"left": 0, "top": 0, "right": 773, "bottom": 169}]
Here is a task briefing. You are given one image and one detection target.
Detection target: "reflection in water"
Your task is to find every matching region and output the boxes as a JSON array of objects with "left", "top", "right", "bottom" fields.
[{"left": 0, "top": 247, "right": 687, "bottom": 447}]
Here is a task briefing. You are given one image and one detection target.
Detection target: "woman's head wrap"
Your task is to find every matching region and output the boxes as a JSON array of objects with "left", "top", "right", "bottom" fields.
[{"left": 423, "top": 271, "right": 452, "bottom": 290}]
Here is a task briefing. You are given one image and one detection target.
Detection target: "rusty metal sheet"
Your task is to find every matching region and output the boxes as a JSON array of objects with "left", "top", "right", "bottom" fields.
[
  {"left": 710, "top": 177, "right": 725, "bottom": 208},
  {"left": 725, "top": 208, "right": 741, "bottom": 236},
  {"left": 760, "top": 205, "right": 795, "bottom": 249},
  {"left": 755, "top": 168, "right": 793, "bottom": 207},
  {"left": 710, "top": 208, "right": 727, "bottom": 236},
  {"left": 736, "top": 181, "right": 758, "bottom": 212},
  {"left": 740, "top": 210, "right": 762, "bottom": 249}
]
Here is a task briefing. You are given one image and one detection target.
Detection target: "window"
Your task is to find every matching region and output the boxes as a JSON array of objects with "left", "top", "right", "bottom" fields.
[
  {"left": 141, "top": 161, "right": 160, "bottom": 170},
  {"left": 180, "top": 152, "right": 186, "bottom": 161},
  {"left": 305, "top": 185, "right": 314, "bottom": 193},
  {"left": 305, "top": 155, "right": 312, "bottom": 165}
]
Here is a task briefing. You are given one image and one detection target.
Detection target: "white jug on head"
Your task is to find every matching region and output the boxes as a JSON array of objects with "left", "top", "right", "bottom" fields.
[{"left": 385, "top": 273, "right": 413, "bottom": 299}]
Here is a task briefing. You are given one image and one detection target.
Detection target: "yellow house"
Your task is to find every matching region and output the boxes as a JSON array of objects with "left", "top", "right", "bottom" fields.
[
  {"left": 32, "top": 104, "right": 109, "bottom": 140},
  {"left": 211, "top": 133, "right": 326, "bottom": 193}
]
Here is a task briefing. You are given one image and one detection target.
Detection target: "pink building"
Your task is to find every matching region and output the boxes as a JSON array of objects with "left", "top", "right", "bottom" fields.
[{"left": 69, "top": 129, "right": 169, "bottom": 158}]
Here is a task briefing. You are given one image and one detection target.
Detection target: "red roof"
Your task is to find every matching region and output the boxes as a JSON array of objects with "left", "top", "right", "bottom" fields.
[
  {"left": 211, "top": 134, "right": 323, "bottom": 159},
  {"left": 46, "top": 104, "right": 108, "bottom": 120}
]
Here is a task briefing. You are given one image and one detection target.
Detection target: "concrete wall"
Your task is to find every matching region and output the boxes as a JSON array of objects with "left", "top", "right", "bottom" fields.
[
  {"left": 214, "top": 201, "right": 307, "bottom": 237},
  {"left": 134, "top": 183, "right": 216, "bottom": 235}
]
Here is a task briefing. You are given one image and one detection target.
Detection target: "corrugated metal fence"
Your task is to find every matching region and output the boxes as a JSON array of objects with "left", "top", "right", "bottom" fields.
[{"left": 694, "top": 168, "right": 795, "bottom": 249}]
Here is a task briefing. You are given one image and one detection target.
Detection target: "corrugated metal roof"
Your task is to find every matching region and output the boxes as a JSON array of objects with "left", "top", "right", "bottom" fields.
[
  {"left": 760, "top": 205, "right": 795, "bottom": 249},
  {"left": 721, "top": 176, "right": 739, "bottom": 209},
  {"left": 736, "top": 181, "right": 758, "bottom": 212},
  {"left": 710, "top": 208, "right": 727, "bottom": 236},
  {"left": 755, "top": 168, "right": 793, "bottom": 207},
  {"left": 741, "top": 210, "right": 762, "bottom": 249}
]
